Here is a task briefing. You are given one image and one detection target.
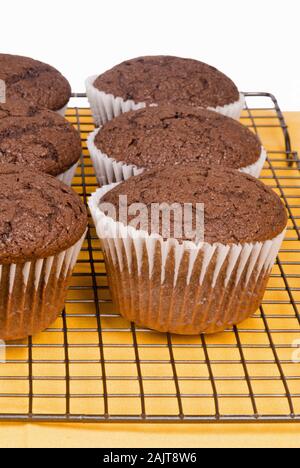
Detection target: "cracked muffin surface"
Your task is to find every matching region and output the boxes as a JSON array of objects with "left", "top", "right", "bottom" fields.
[
  {"left": 101, "top": 165, "right": 287, "bottom": 244},
  {"left": 0, "top": 54, "right": 71, "bottom": 111},
  {"left": 0, "top": 163, "right": 87, "bottom": 264},
  {"left": 0, "top": 100, "right": 81, "bottom": 176},
  {"left": 94, "top": 55, "right": 239, "bottom": 108},
  {"left": 95, "top": 104, "right": 261, "bottom": 170}
]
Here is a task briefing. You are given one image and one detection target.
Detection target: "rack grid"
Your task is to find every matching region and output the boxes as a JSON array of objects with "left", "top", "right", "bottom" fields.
[{"left": 0, "top": 92, "right": 299, "bottom": 423}]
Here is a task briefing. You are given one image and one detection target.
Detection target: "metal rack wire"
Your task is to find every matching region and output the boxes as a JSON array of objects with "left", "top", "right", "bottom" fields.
[{"left": 0, "top": 92, "right": 299, "bottom": 423}]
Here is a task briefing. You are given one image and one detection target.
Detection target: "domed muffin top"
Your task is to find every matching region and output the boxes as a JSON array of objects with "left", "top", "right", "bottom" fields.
[
  {"left": 0, "top": 54, "right": 71, "bottom": 111},
  {"left": 95, "top": 104, "right": 261, "bottom": 170},
  {"left": 94, "top": 56, "right": 239, "bottom": 108},
  {"left": 100, "top": 165, "right": 287, "bottom": 244},
  {"left": 0, "top": 99, "right": 81, "bottom": 175},
  {"left": 0, "top": 164, "right": 87, "bottom": 263}
]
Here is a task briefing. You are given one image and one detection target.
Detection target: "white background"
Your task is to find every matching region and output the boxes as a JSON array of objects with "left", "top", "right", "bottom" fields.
[{"left": 1, "top": 0, "right": 299, "bottom": 110}]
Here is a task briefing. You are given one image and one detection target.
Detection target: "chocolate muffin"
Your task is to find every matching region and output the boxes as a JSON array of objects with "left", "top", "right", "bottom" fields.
[
  {"left": 89, "top": 165, "right": 287, "bottom": 335},
  {"left": 0, "top": 164, "right": 87, "bottom": 341},
  {"left": 0, "top": 99, "right": 81, "bottom": 185},
  {"left": 86, "top": 56, "right": 244, "bottom": 125},
  {"left": 0, "top": 54, "right": 71, "bottom": 113},
  {"left": 88, "top": 105, "right": 266, "bottom": 185}
]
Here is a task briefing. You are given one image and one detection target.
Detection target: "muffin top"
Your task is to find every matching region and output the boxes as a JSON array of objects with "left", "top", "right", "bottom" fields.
[
  {"left": 0, "top": 54, "right": 71, "bottom": 111},
  {"left": 0, "top": 99, "right": 81, "bottom": 176},
  {"left": 93, "top": 56, "right": 239, "bottom": 108},
  {"left": 95, "top": 104, "right": 261, "bottom": 170},
  {"left": 0, "top": 164, "right": 87, "bottom": 264},
  {"left": 100, "top": 165, "right": 287, "bottom": 244}
]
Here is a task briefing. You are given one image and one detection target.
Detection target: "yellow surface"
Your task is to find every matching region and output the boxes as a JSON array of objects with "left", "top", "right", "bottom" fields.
[{"left": 0, "top": 110, "right": 299, "bottom": 448}]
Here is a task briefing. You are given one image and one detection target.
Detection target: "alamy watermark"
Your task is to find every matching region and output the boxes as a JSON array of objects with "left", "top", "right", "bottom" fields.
[
  {"left": 0, "top": 80, "right": 6, "bottom": 104},
  {"left": 100, "top": 195, "right": 205, "bottom": 244},
  {"left": 292, "top": 339, "right": 300, "bottom": 363},
  {"left": 0, "top": 340, "right": 6, "bottom": 363}
]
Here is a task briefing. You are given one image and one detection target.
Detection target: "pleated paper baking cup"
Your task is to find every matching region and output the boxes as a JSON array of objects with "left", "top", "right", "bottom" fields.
[
  {"left": 86, "top": 75, "right": 245, "bottom": 126},
  {"left": 89, "top": 185, "right": 286, "bottom": 335},
  {"left": 56, "top": 102, "right": 68, "bottom": 117},
  {"left": 0, "top": 231, "right": 86, "bottom": 341},
  {"left": 88, "top": 128, "right": 267, "bottom": 186},
  {"left": 56, "top": 161, "right": 79, "bottom": 186}
]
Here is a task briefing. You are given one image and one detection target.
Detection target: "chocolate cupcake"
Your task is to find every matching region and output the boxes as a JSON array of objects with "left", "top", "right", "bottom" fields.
[
  {"left": 0, "top": 54, "right": 71, "bottom": 115},
  {"left": 0, "top": 99, "right": 81, "bottom": 185},
  {"left": 89, "top": 165, "right": 287, "bottom": 335},
  {"left": 0, "top": 164, "right": 87, "bottom": 341},
  {"left": 86, "top": 56, "right": 244, "bottom": 125},
  {"left": 88, "top": 104, "right": 266, "bottom": 185}
]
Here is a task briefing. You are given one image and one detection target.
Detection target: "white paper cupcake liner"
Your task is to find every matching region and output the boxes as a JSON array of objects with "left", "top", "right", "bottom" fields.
[
  {"left": 87, "top": 127, "right": 267, "bottom": 185},
  {"left": 86, "top": 75, "right": 245, "bottom": 126},
  {"left": 207, "top": 94, "right": 245, "bottom": 120},
  {"left": 89, "top": 185, "right": 285, "bottom": 335},
  {"left": 56, "top": 161, "right": 79, "bottom": 186},
  {"left": 56, "top": 102, "right": 68, "bottom": 117},
  {"left": 0, "top": 231, "right": 86, "bottom": 341},
  {"left": 55, "top": 100, "right": 79, "bottom": 187},
  {"left": 239, "top": 147, "right": 267, "bottom": 178}
]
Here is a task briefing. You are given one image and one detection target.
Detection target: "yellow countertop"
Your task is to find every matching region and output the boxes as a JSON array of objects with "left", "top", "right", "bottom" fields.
[{"left": 0, "top": 111, "right": 299, "bottom": 448}]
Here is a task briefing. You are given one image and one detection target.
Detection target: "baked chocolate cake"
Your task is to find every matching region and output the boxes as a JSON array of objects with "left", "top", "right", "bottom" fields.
[
  {"left": 0, "top": 164, "right": 87, "bottom": 340},
  {"left": 90, "top": 104, "right": 264, "bottom": 182},
  {"left": 94, "top": 56, "right": 239, "bottom": 108},
  {"left": 0, "top": 54, "right": 71, "bottom": 112},
  {"left": 90, "top": 165, "right": 287, "bottom": 334},
  {"left": 101, "top": 165, "right": 286, "bottom": 244},
  {"left": 86, "top": 56, "right": 244, "bottom": 125},
  {"left": 0, "top": 99, "right": 81, "bottom": 182}
]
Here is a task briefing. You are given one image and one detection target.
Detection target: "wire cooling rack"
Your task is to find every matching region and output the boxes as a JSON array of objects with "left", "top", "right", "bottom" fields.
[{"left": 0, "top": 92, "right": 299, "bottom": 423}]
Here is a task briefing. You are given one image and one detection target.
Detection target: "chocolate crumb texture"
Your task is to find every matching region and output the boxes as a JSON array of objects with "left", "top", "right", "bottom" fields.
[
  {"left": 101, "top": 164, "right": 287, "bottom": 244},
  {"left": 0, "top": 163, "right": 87, "bottom": 264},
  {"left": 0, "top": 99, "right": 81, "bottom": 176},
  {"left": 95, "top": 104, "right": 261, "bottom": 170},
  {"left": 0, "top": 54, "right": 71, "bottom": 111},
  {"left": 94, "top": 55, "right": 240, "bottom": 108}
]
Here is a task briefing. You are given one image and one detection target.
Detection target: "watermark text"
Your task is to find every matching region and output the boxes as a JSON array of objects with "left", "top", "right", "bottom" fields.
[
  {"left": 100, "top": 195, "right": 204, "bottom": 244},
  {"left": 0, "top": 340, "right": 6, "bottom": 363},
  {"left": 0, "top": 80, "right": 6, "bottom": 104}
]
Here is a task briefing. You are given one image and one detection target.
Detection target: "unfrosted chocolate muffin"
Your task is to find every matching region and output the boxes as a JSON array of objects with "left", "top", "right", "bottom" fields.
[
  {"left": 0, "top": 99, "right": 81, "bottom": 182},
  {"left": 86, "top": 56, "right": 244, "bottom": 125},
  {"left": 0, "top": 54, "right": 71, "bottom": 112},
  {"left": 101, "top": 165, "right": 286, "bottom": 244},
  {"left": 95, "top": 56, "right": 239, "bottom": 108},
  {"left": 0, "top": 164, "right": 87, "bottom": 340},
  {"left": 90, "top": 165, "right": 287, "bottom": 334},
  {"left": 90, "top": 105, "right": 265, "bottom": 183}
]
